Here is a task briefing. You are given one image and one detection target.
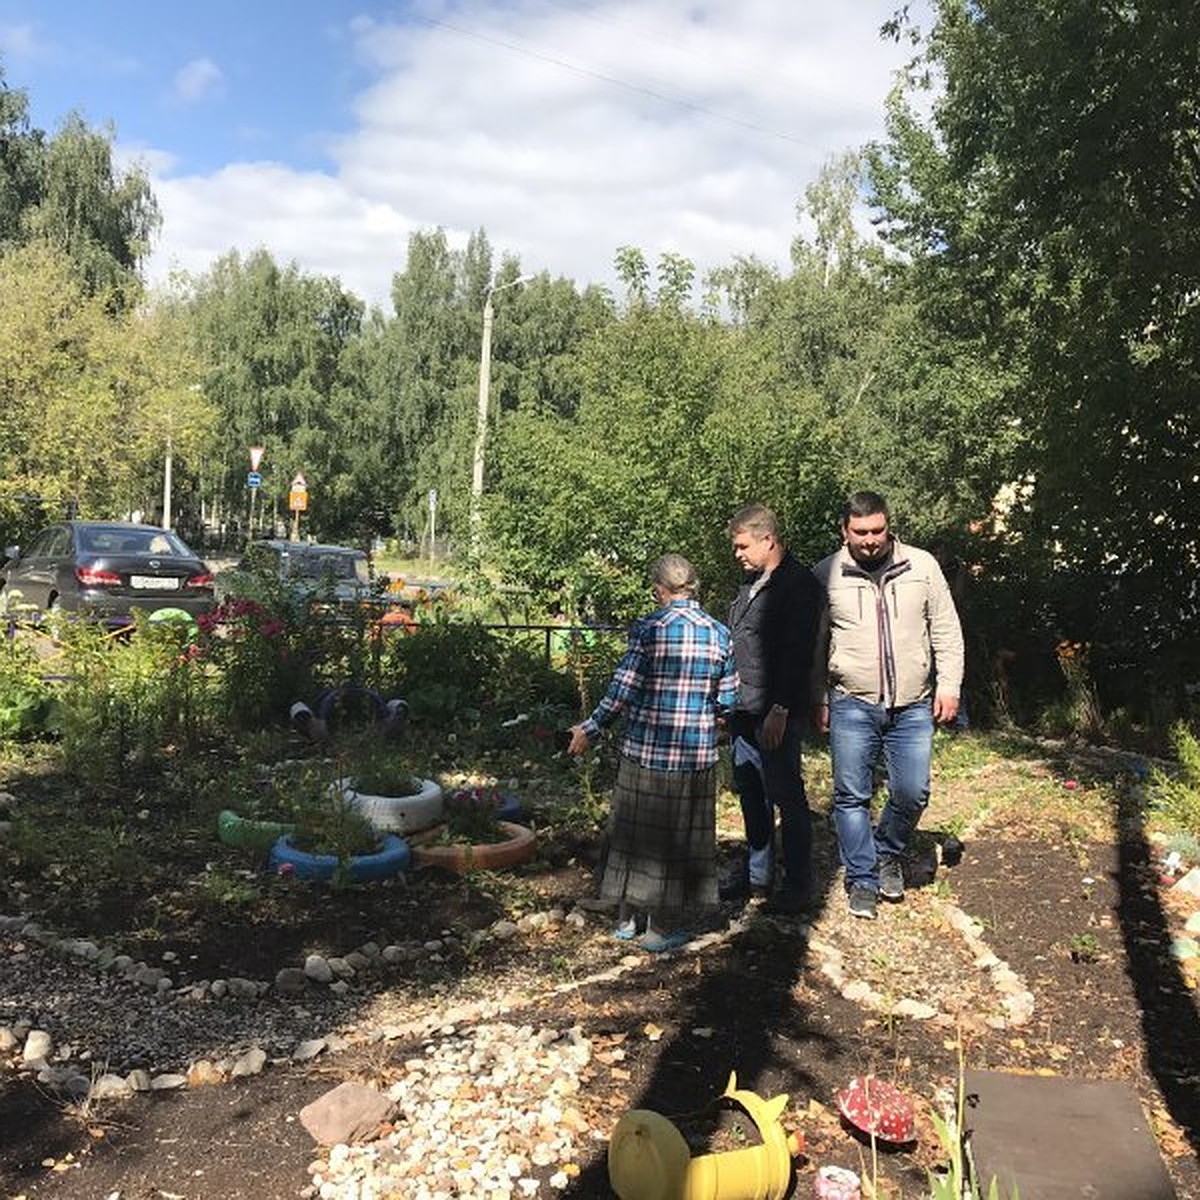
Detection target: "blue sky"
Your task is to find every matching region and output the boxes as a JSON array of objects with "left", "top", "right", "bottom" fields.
[
  {"left": 0, "top": 1, "right": 367, "bottom": 173},
  {"left": 0, "top": 2, "right": 927, "bottom": 308}
]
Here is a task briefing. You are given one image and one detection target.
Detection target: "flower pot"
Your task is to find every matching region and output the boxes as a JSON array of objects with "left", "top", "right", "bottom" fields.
[
  {"left": 410, "top": 820, "right": 537, "bottom": 874},
  {"left": 267, "top": 832, "right": 411, "bottom": 883},
  {"left": 338, "top": 776, "right": 444, "bottom": 834}
]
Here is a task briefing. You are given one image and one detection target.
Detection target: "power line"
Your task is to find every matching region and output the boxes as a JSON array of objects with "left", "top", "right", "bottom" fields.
[{"left": 418, "top": 14, "right": 821, "bottom": 149}]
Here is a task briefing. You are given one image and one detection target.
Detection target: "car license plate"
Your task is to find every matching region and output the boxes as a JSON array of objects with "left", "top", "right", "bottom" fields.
[{"left": 131, "top": 575, "right": 180, "bottom": 590}]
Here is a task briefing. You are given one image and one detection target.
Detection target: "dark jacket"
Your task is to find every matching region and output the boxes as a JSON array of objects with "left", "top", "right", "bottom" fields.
[{"left": 728, "top": 550, "right": 823, "bottom": 719}]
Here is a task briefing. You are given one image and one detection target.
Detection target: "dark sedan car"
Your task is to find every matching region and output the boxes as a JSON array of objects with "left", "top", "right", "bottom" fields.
[
  {"left": 216, "top": 540, "right": 372, "bottom": 608},
  {"left": 0, "top": 521, "right": 216, "bottom": 622}
]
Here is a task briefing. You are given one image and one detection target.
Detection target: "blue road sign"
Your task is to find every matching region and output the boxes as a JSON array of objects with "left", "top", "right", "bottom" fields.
[{"left": 247, "top": 471, "right": 262, "bottom": 488}]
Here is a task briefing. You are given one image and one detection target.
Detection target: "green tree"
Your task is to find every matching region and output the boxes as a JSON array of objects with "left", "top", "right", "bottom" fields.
[
  {"left": 0, "top": 73, "right": 159, "bottom": 308},
  {"left": 0, "top": 242, "right": 127, "bottom": 528},
  {"left": 184, "top": 250, "right": 366, "bottom": 543},
  {"left": 487, "top": 252, "right": 828, "bottom": 620},
  {"left": 869, "top": 0, "right": 1200, "bottom": 702},
  {"left": 0, "top": 243, "right": 216, "bottom": 539}
]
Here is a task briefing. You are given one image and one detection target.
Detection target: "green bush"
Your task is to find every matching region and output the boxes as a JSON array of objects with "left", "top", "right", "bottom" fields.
[
  {"left": 383, "top": 619, "right": 505, "bottom": 721},
  {"left": 196, "top": 593, "right": 317, "bottom": 730},
  {"left": 0, "top": 631, "right": 56, "bottom": 740},
  {"left": 56, "top": 617, "right": 206, "bottom": 785},
  {"left": 1151, "top": 722, "right": 1200, "bottom": 833}
]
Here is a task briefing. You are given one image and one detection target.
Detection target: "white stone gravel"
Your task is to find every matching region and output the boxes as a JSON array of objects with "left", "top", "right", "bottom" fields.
[{"left": 307, "top": 1022, "right": 593, "bottom": 1200}]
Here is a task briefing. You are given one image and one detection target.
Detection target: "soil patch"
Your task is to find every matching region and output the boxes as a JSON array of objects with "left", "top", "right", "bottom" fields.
[{"left": 2, "top": 740, "right": 1198, "bottom": 1198}]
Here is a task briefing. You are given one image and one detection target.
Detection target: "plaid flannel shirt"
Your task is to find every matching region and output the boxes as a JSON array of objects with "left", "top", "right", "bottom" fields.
[{"left": 581, "top": 599, "right": 738, "bottom": 770}]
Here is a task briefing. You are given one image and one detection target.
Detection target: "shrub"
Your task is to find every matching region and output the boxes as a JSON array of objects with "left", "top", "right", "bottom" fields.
[
  {"left": 383, "top": 619, "right": 505, "bottom": 722},
  {"left": 0, "top": 629, "right": 56, "bottom": 740},
  {"left": 196, "top": 596, "right": 316, "bottom": 730},
  {"left": 56, "top": 616, "right": 206, "bottom": 785},
  {"left": 1151, "top": 722, "right": 1200, "bottom": 833}
]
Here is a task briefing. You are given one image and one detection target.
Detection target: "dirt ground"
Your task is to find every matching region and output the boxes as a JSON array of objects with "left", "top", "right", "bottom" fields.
[{"left": 1, "top": 736, "right": 1198, "bottom": 1199}]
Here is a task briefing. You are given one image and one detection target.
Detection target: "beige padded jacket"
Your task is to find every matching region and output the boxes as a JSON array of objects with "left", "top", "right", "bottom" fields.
[{"left": 812, "top": 538, "right": 964, "bottom": 708}]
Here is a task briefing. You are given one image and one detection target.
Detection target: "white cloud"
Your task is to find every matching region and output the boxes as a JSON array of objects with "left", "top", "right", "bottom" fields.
[
  {"left": 149, "top": 163, "right": 413, "bottom": 302},
  {"left": 144, "top": 2, "right": 921, "bottom": 309},
  {"left": 0, "top": 22, "right": 43, "bottom": 60},
  {"left": 171, "top": 57, "right": 223, "bottom": 105}
]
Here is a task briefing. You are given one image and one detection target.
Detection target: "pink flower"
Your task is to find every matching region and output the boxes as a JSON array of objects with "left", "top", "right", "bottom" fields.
[{"left": 258, "top": 619, "right": 285, "bottom": 638}]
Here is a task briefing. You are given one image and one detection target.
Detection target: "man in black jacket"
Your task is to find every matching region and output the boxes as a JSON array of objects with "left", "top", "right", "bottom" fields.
[{"left": 724, "top": 504, "right": 823, "bottom": 914}]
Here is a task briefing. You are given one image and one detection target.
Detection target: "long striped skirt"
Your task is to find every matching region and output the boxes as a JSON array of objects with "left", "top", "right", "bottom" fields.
[{"left": 600, "top": 755, "right": 718, "bottom": 928}]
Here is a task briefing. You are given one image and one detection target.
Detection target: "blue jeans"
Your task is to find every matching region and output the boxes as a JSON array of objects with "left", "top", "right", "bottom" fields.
[
  {"left": 828, "top": 693, "right": 933, "bottom": 892},
  {"left": 731, "top": 714, "right": 811, "bottom": 897}
]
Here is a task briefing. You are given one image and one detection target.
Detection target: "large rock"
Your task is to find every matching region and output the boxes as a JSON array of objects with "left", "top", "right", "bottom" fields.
[
  {"left": 230, "top": 1047, "right": 268, "bottom": 1078},
  {"left": 300, "top": 1081, "right": 394, "bottom": 1145},
  {"left": 22, "top": 1030, "right": 52, "bottom": 1065},
  {"left": 304, "top": 954, "right": 333, "bottom": 984}
]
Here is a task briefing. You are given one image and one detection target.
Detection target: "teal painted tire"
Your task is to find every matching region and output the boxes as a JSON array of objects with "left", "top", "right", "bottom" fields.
[
  {"left": 217, "top": 809, "right": 296, "bottom": 854},
  {"left": 267, "top": 832, "right": 411, "bottom": 882}
]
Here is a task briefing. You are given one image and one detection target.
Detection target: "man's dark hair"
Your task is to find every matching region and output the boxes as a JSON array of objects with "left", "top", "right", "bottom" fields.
[{"left": 841, "top": 490, "right": 889, "bottom": 527}]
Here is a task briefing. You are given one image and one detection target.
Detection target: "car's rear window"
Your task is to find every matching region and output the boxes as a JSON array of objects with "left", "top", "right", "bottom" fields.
[
  {"left": 79, "top": 528, "right": 189, "bottom": 557},
  {"left": 288, "top": 552, "right": 367, "bottom": 583}
]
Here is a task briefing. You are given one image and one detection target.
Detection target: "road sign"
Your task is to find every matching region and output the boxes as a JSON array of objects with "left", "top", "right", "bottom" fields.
[
  {"left": 289, "top": 489, "right": 308, "bottom": 512},
  {"left": 291, "top": 473, "right": 307, "bottom": 492},
  {"left": 247, "top": 471, "right": 262, "bottom": 489},
  {"left": 250, "top": 446, "right": 265, "bottom": 471}
]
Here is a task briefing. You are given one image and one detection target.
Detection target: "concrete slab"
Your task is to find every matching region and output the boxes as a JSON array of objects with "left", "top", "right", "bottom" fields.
[{"left": 964, "top": 1069, "right": 1175, "bottom": 1199}]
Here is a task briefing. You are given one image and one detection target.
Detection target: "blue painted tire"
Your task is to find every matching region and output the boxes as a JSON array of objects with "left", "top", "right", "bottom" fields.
[
  {"left": 267, "top": 832, "right": 411, "bottom": 882},
  {"left": 496, "top": 792, "right": 523, "bottom": 822}
]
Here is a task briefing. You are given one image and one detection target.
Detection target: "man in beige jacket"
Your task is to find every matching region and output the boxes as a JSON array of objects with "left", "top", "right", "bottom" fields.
[{"left": 813, "top": 491, "right": 964, "bottom": 920}]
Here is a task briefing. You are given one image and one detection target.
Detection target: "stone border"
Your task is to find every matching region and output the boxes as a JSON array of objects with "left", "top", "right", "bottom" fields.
[{"left": 0, "top": 873, "right": 1033, "bottom": 1112}]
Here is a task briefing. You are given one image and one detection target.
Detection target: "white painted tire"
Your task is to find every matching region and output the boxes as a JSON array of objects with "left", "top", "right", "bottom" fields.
[{"left": 338, "top": 777, "right": 444, "bottom": 834}]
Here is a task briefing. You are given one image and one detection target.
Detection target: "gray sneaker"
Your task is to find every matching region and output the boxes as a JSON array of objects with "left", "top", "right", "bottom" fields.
[
  {"left": 879, "top": 856, "right": 905, "bottom": 901},
  {"left": 848, "top": 884, "right": 878, "bottom": 920}
]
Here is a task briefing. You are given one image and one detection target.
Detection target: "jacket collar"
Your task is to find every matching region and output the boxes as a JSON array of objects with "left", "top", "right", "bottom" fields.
[{"left": 837, "top": 537, "right": 911, "bottom": 580}]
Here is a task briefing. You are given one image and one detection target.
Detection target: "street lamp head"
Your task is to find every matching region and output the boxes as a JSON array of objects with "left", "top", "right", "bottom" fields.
[{"left": 487, "top": 273, "right": 533, "bottom": 301}]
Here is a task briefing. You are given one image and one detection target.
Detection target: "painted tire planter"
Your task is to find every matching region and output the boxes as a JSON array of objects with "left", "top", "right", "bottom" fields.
[
  {"left": 444, "top": 787, "right": 524, "bottom": 823},
  {"left": 217, "top": 809, "right": 296, "bottom": 855},
  {"left": 267, "top": 832, "right": 411, "bottom": 883},
  {"left": 411, "top": 821, "right": 537, "bottom": 874},
  {"left": 314, "top": 684, "right": 387, "bottom": 725},
  {"left": 495, "top": 791, "right": 524, "bottom": 822},
  {"left": 338, "top": 776, "right": 444, "bottom": 834}
]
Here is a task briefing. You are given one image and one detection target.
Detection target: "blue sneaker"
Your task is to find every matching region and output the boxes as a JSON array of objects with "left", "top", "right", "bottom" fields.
[
  {"left": 638, "top": 929, "right": 692, "bottom": 954},
  {"left": 612, "top": 915, "right": 642, "bottom": 941}
]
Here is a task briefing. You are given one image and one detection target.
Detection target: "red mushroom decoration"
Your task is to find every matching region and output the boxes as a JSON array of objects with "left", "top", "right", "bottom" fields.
[{"left": 834, "top": 1075, "right": 915, "bottom": 1144}]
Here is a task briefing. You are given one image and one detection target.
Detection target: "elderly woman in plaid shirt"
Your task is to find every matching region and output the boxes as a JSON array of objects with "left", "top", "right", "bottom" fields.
[{"left": 568, "top": 554, "right": 738, "bottom": 953}]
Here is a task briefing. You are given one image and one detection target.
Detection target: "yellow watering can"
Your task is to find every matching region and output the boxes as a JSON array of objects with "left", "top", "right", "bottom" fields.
[{"left": 608, "top": 1072, "right": 804, "bottom": 1200}]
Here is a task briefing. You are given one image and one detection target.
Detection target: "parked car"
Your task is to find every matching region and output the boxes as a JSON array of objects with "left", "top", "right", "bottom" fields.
[
  {"left": 0, "top": 521, "right": 216, "bottom": 623},
  {"left": 216, "top": 540, "right": 374, "bottom": 611}
]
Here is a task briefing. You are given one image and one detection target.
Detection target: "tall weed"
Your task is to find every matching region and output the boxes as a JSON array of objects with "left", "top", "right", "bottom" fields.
[{"left": 1151, "top": 722, "right": 1200, "bottom": 832}]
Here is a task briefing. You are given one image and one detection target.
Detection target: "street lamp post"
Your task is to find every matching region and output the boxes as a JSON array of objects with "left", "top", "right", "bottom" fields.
[
  {"left": 162, "top": 434, "right": 173, "bottom": 530},
  {"left": 471, "top": 274, "right": 531, "bottom": 557}
]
